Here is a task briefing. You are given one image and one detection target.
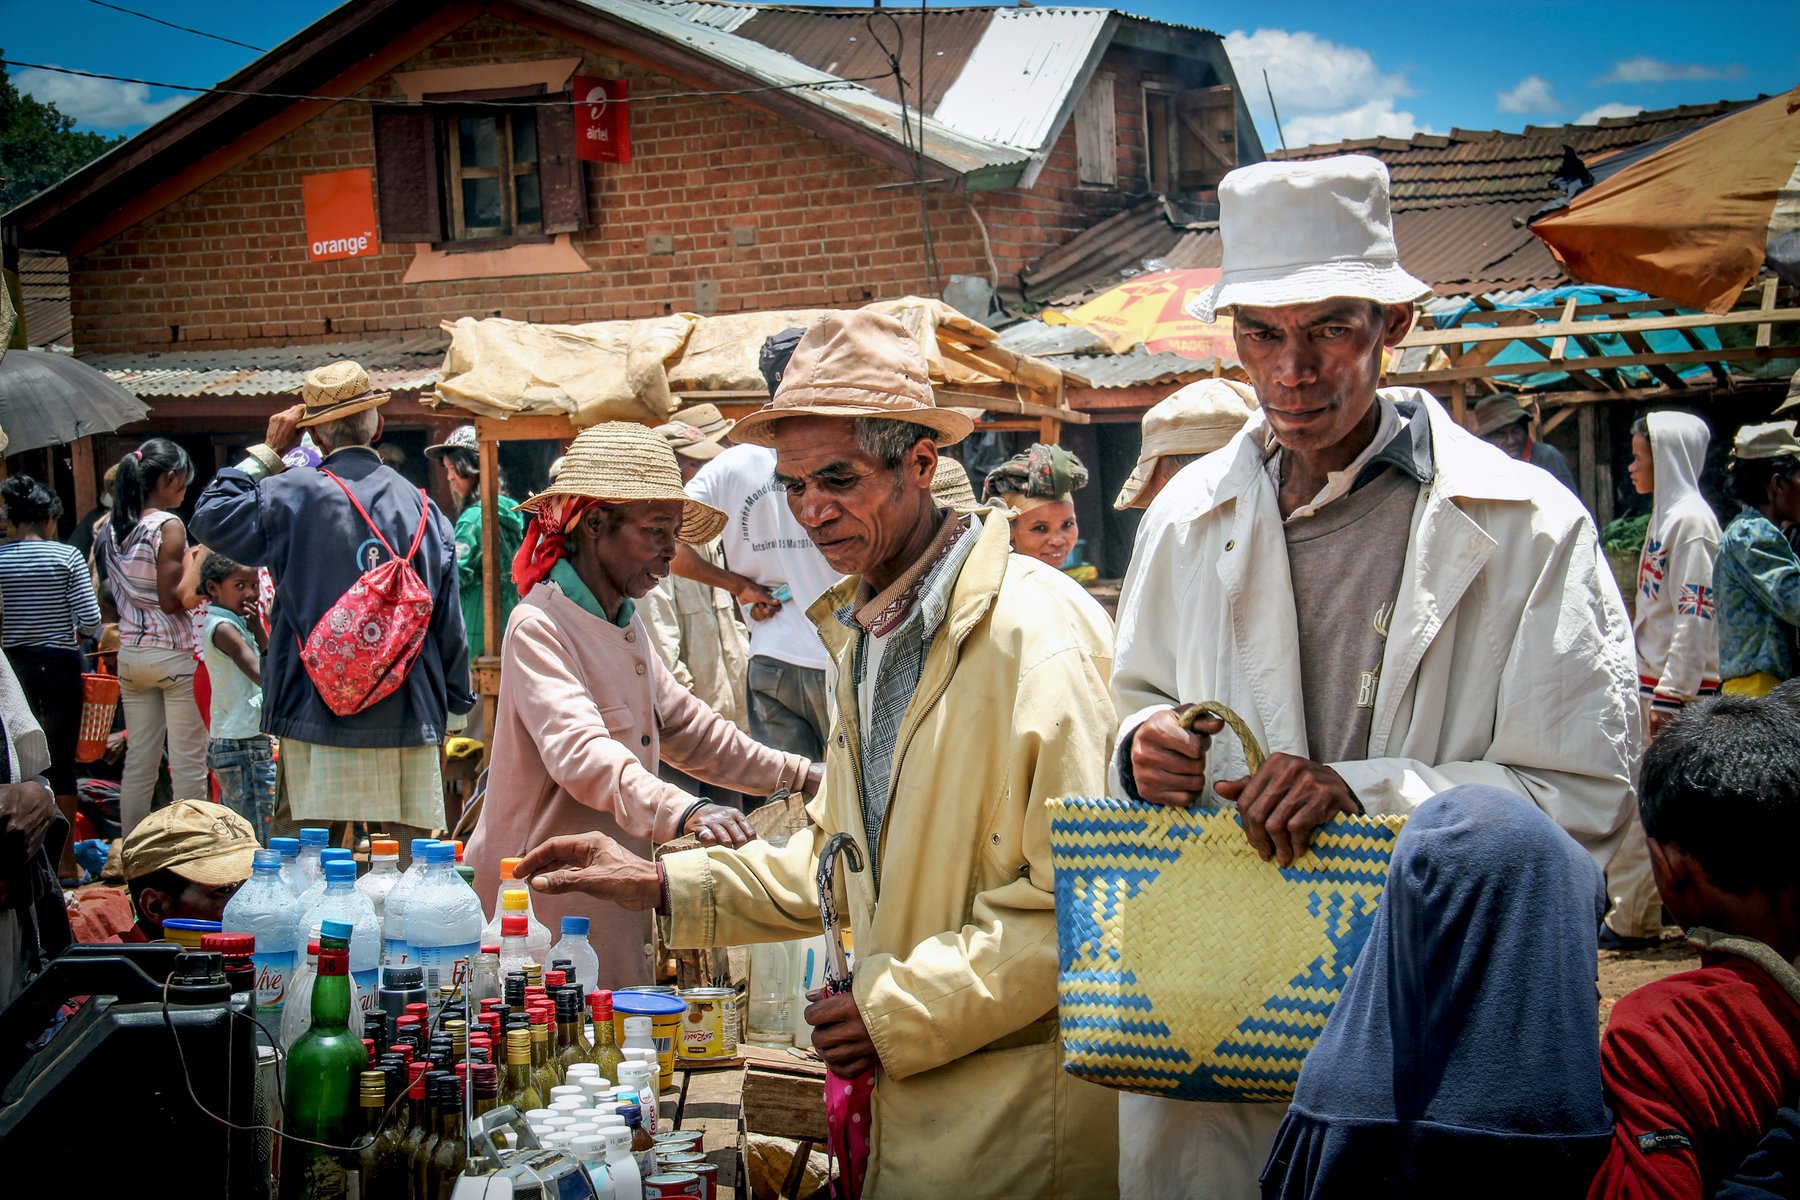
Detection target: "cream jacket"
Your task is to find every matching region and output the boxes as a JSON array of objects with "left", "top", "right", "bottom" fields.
[
  {"left": 664, "top": 516, "right": 1120, "bottom": 1198},
  {"left": 1109, "top": 389, "right": 1641, "bottom": 1196}
]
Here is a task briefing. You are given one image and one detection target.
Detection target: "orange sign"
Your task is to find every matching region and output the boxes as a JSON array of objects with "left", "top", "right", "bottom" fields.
[{"left": 302, "top": 168, "right": 378, "bottom": 263}]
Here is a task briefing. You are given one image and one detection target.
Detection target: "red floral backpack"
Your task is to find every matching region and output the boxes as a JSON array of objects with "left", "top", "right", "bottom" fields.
[{"left": 300, "top": 471, "right": 434, "bottom": 716}]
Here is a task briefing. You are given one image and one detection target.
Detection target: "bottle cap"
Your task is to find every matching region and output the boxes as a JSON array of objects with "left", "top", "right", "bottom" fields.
[
  {"left": 324, "top": 859, "right": 356, "bottom": 882},
  {"left": 501, "top": 914, "right": 528, "bottom": 937},
  {"left": 269, "top": 837, "right": 299, "bottom": 857},
  {"left": 500, "top": 888, "right": 529, "bottom": 913},
  {"left": 505, "top": 1028, "right": 532, "bottom": 1062},
  {"left": 473, "top": 1062, "right": 499, "bottom": 1099},
  {"left": 623, "top": 1015, "right": 651, "bottom": 1037},
  {"left": 201, "top": 931, "right": 254, "bottom": 955},
  {"left": 252, "top": 848, "right": 282, "bottom": 870},
  {"left": 321, "top": 847, "right": 354, "bottom": 863},
  {"left": 299, "top": 828, "right": 329, "bottom": 848},
  {"left": 370, "top": 838, "right": 399, "bottom": 857},
  {"left": 452, "top": 840, "right": 464, "bottom": 861},
  {"left": 306, "top": 939, "right": 321, "bottom": 955},
  {"left": 500, "top": 856, "right": 524, "bottom": 879},
  {"left": 479, "top": 997, "right": 504, "bottom": 1010},
  {"left": 480, "top": 945, "right": 500, "bottom": 955},
  {"left": 571, "top": 1134, "right": 606, "bottom": 1160},
  {"left": 382, "top": 964, "right": 424, "bottom": 990},
  {"left": 406, "top": 1002, "right": 430, "bottom": 1017},
  {"left": 545, "top": 970, "right": 566, "bottom": 988},
  {"left": 551, "top": 958, "right": 574, "bottom": 972},
  {"left": 410, "top": 838, "right": 439, "bottom": 856},
  {"left": 588, "top": 990, "right": 613, "bottom": 1020}
]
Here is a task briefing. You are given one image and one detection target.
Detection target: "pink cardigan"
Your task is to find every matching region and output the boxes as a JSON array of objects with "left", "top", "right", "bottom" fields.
[{"left": 464, "top": 579, "right": 810, "bottom": 988}]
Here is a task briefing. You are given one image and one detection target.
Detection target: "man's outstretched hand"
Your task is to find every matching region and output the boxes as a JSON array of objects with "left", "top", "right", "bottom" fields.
[
  {"left": 516, "top": 833, "right": 663, "bottom": 910},
  {"left": 1214, "top": 754, "right": 1360, "bottom": 867}
]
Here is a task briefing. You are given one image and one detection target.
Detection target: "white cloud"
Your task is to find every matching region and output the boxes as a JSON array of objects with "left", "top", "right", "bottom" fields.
[
  {"left": 1224, "top": 28, "right": 1432, "bottom": 146},
  {"left": 1496, "top": 75, "right": 1560, "bottom": 115},
  {"left": 14, "top": 67, "right": 190, "bottom": 132},
  {"left": 1575, "top": 102, "right": 1646, "bottom": 125},
  {"left": 1283, "top": 99, "right": 1432, "bottom": 147},
  {"left": 1598, "top": 56, "right": 1744, "bottom": 84}
]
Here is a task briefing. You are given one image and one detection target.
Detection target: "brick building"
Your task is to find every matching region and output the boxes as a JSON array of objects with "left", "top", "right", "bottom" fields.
[{"left": 5, "top": 0, "right": 1260, "bottom": 516}]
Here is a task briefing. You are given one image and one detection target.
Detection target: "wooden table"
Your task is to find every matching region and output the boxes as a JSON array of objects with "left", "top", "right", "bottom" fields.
[{"left": 665, "top": 1044, "right": 829, "bottom": 1200}]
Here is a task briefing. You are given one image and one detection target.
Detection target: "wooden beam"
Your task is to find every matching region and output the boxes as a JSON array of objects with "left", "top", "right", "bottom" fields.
[
  {"left": 472, "top": 414, "right": 580, "bottom": 443},
  {"left": 1619, "top": 331, "right": 1688, "bottom": 390},
  {"left": 1398, "top": 304, "right": 1800, "bottom": 350},
  {"left": 1548, "top": 296, "right": 1581, "bottom": 362},
  {"left": 1389, "top": 342, "right": 1800, "bottom": 387},
  {"left": 70, "top": 436, "right": 96, "bottom": 523},
  {"left": 1577, "top": 406, "right": 1598, "bottom": 515},
  {"left": 1757, "top": 278, "right": 1779, "bottom": 349}
]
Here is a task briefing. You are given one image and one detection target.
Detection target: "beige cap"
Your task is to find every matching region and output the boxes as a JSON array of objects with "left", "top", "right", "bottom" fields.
[
  {"left": 1732, "top": 420, "right": 1800, "bottom": 461},
  {"left": 1774, "top": 365, "right": 1800, "bottom": 417},
  {"left": 121, "top": 799, "right": 259, "bottom": 887},
  {"left": 733, "top": 310, "right": 973, "bottom": 448},
  {"left": 673, "top": 403, "right": 735, "bottom": 441},
  {"left": 519, "top": 422, "right": 726, "bottom": 544},
  {"left": 929, "top": 457, "right": 979, "bottom": 508},
  {"left": 655, "top": 419, "right": 726, "bottom": 462},
  {"left": 296, "top": 360, "right": 391, "bottom": 428},
  {"left": 1114, "top": 379, "right": 1258, "bottom": 509}
]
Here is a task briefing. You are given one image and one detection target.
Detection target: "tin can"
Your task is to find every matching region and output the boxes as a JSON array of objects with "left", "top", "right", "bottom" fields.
[
  {"left": 678, "top": 988, "right": 738, "bottom": 1061},
  {"left": 658, "top": 1151, "right": 706, "bottom": 1171},
  {"left": 689, "top": 1161, "right": 718, "bottom": 1200},
  {"left": 643, "top": 1173, "right": 703, "bottom": 1198},
  {"left": 654, "top": 1130, "right": 704, "bottom": 1151}
]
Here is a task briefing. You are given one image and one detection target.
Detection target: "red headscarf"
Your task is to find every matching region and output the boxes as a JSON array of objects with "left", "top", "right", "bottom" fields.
[{"left": 512, "top": 495, "right": 603, "bottom": 594}]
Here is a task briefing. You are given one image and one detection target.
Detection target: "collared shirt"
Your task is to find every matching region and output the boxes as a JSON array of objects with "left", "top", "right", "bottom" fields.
[
  {"left": 548, "top": 558, "right": 635, "bottom": 628},
  {"left": 835, "top": 512, "right": 983, "bottom": 887},
  {"left": 1264, "top": 397, "right": 1434, "bottom": 522}
]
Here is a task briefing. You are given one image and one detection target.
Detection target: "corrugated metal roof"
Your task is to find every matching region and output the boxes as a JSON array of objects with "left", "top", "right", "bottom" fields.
[
  {"left": 733, "top": 7, "right": 996, "bottom": 116},
  {"left": 83, "top": 335, "right": 446, "bottom": 398},
  {"left": 649, "top": 0, "right": 758, "bottom": 31},
  {"left": 996, "top": 320, "right": 1214, "bottom": 388},
  {"left": 994, "top": 319, "right": 1108, "bottom": 357},
  {"left": 17, "top": 251, "right": 70, "bottom": 349},
  {"left": 591, "top": 0, "right": 1032, "bottom": 177},
  {"left": 932, "top": 8, "right": 1113, "bottom": 153}
]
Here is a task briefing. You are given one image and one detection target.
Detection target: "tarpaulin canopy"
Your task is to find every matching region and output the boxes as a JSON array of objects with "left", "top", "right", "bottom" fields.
[
  {"left": 1531, "top": 86, "right": 1800, "bottom": 314},
  {"left": 1041, "top": 268, "right": 1236, "bottom": 363}
]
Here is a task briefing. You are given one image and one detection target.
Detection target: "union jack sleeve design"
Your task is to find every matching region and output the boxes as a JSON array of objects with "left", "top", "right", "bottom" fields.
[{"left": 1676, "top": 583, "right": 1715, "bottom": 620}]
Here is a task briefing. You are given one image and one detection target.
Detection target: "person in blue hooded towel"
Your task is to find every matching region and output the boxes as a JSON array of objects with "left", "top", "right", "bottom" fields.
[{"left": 1260, "top": 784, "right": 1616, "bottom": 1198}]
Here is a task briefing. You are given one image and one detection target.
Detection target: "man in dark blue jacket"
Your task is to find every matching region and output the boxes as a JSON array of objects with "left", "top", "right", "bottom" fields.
[{"left": 190, "top": 361, "right": 473, "bottom": 852}]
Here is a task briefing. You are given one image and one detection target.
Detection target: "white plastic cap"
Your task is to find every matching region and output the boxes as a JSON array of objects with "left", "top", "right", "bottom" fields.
[
  {"left": 550, "top": 1098, "right": 585, "bottom": 1111},
  {"left": 550, "top": 1085, "right": 585, "bottom": 1099},
  {"left": 571, "top": 1134, "right": 607, "bottom": 1160},
  {"left": 622, "top": 1015, "right": 652, "bottom": 1035},
  {"left": 605, "top": 1129, "right": 633, "bottom": 1155},
  {"left": 524, "top": 1108, "right": 557, "bottom": 1122},
  {"left": 565, "top": 1063, "right": 599, "bottom": 1078},
  {"left": 541, "top": 1114, "right": 577, "bottom": 1128},
  {"left": 541, "top": 1132, "right": 573, "bottom": 1150}
]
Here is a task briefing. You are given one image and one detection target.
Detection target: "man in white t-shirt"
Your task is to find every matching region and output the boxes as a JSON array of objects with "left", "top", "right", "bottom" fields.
[{"left": 675, "top": 336, "right": 839, "bottom": 767}]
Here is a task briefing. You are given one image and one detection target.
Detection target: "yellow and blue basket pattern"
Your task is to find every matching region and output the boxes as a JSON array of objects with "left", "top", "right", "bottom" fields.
[{"left": 1047, "top": 796, "right": 1405, "bottom": 1103}]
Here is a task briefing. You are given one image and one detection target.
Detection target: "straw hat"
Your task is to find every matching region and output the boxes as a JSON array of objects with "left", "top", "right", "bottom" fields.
[
  {"left": 296, "top": 360, "right": 391, "bottom": 428},
  {"left": 1188, "top": 156, "right": 1433, "bottom": 323},
  {"left": 519, "top": 422, "right": 726, "bottom": 543},
  {"left": 656, "top": 418, "right": 727, "bottom": 461},
  {"left": 674, "top": 402, "right": 735, "bottom": 442},
  {"left": 1115, "top": 379, "right": 1258, "bottom": 508},
  {"left": 733, "top": 310, "right": 973, "bottom": 448},
  {"left": 930, "top": 457, "right": 979, "bottom": 508}
]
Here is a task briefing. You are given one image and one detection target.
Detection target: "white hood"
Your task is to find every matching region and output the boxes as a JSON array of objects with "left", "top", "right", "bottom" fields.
[{"left": 1635, "top": 410, "right": 1722, "bottom": 699}]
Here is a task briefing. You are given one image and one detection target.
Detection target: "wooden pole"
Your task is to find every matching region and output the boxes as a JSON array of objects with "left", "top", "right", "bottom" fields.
[
  {"left": 71, "top": 437, "right": 96, "bottom": 522},
  {"left": 479, "top": 434, "right": 500, "bottom": 751},
  {"left": 1449, "top": 381, "right": 1467, "bottom": 427},
  {"left": 1578, "top": 405, "right": 1599, "bottom": 517}
]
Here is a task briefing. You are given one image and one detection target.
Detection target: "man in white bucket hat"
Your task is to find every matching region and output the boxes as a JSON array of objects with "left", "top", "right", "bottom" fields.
[{"left": 1110, "top": 156, "right": 1640, "bottom": 1194}]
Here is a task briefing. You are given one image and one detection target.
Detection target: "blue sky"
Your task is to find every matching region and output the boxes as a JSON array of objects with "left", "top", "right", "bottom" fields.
[{"left": 3, "top": 0, "right": 1795, "bottom": 148}]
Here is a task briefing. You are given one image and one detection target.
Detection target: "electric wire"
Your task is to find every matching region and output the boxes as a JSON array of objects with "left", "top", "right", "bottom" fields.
[{"left": 84, "top": 0, "right": 268, "bottom": 53}]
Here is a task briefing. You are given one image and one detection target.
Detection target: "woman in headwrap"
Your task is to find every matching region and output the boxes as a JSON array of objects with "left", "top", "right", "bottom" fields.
[
  {"left": 464, "top": 422, "right": 820, "bottom": 988},
  {"left": 982, "top": 443, "right": 1089, "bottom": 568},
  {"left": 1259, "top": 785, "right": 1615, "bottom": 1198}
]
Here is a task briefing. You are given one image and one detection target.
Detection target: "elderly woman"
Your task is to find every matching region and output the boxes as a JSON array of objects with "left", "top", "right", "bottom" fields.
[
  {"left": 982, "top": 443, "right": 1090, "bottom": 568},
  {"left": 464, "top": 422, "right": 820, "bottom": 988}
]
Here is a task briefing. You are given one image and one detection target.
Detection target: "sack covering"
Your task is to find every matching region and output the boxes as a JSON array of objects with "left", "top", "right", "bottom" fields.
[{"left": 1048, "top": 796, "right": 1406, "bottom": 1103}]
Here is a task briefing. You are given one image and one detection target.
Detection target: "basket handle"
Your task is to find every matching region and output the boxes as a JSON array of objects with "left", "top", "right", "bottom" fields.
[{"left": 1176, "top": 701, "right": 1267, "bottom": 775}]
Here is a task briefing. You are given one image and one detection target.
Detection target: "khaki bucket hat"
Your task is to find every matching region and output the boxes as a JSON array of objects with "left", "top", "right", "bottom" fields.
[
  {"left": 296, "top": 360, "right": 392, "bottom": 428},
  {"left": 733, "top": 310, "right": 973, "bottom": 448},
  {"left": 519, "top": 422, "right": 726, "bottom": 544},
  {"left": 1115, "top": 379, "right": 1258, "bottom": 508},
  {"left": 674, "top": 402, "right": 735, "bottom": 442}
]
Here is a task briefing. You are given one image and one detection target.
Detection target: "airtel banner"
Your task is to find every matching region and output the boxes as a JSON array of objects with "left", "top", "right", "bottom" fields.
[
  {"left": 574, "top": 76, "right": 630, "bottom": 164},
  {"left": 303, "top": 168, "right": 379, "bottom": 263}
]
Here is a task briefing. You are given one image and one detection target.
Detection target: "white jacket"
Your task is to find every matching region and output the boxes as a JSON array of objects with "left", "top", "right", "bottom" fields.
[
  {"left": 1633, "top": 410, "right": 1721, "bottom": 707},
  {"left": 1107, "top": 389, "right": 1641, "bottom": 1197}
]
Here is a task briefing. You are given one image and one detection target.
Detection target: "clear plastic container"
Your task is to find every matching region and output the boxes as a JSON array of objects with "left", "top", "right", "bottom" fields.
[
  {"left": 298, "top": 858, "right": 382, "bottom": 1014},
  {"left": 746, "top": 941, "right": 795, "bottom": 1047},
  {"left": 380, "top": 838, "right": 440, "bottom": 965},
  {"left": 356, "top": 838, "right": 402, "bottom": 940},
  {"left": 549, "top": 915, "right": 601, "bottom": 996},
  {"left": 268, "top": 836, "right": 306, "bottom": 897},
  {"left": 480, "top": 873, "right": 552, "bottom": 965},
  {"left": 295, "top": 846, "right": 355, "bottom": 914},
  {"left": 295, "top": 827, "right": 329, "bottom": 890},
  {"left": 221, "top": 848, "right": 301, "bottom": 1017},
  {"left": 280, "top": 940, "right": 364, "bottom": 1052},
  {"left": 402, "top": 841, "right": 483, "bottom": 993}
]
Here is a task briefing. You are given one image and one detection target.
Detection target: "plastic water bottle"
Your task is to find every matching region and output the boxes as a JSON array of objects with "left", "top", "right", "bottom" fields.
[
  {"left": 221, "top": 848, "right": 302, "bottom": 1018},
  {"left": 356, "top": 838, "right": 402, "bottom": 941},
  {"left": 269, "top": 836, "right": 306, "bottom": 897},
  {"left": 381, "top": 838, "right": 440, "bottom": 965},
  {"left": 295, "top": 827, "right": 330, "bottom": 888},
  {"left": 296, "top": 847, "right": 355, "bottom": 913},
  {"left": 550, "top": 916, "right": 601, "bottom": 997},
  {"left": 403, "top": 841, "right": 484, "bottom": 994},
  {"left": 480, "top": 858, "right": 553, "bottom": 962},
  {"left": 299, "top": 858, "right": 382, "bottom": 1015},
  {"left": 499, "top": 915, "right": 535, "bottom": 982}
]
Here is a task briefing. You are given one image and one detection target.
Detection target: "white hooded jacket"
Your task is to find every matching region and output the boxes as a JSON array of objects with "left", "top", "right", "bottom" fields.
[
  {"left": 1633, "top": 410, "right": 1722, "bottom": 708},
  {"left": 1107, "top": 388, "right": 1640, "bottom": 1197}
]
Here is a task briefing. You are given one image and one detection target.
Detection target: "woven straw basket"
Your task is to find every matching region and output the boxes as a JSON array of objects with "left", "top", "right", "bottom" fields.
[{"left": 1048, "top": 703, "right": 1406, "bottom": 1103}]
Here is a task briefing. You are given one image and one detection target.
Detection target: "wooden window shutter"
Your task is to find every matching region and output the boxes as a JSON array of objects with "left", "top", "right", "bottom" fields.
[
  {"left": 371, "top": 105, "right": 445, "bottom": 243},
  {"left": 1175, "top": 85, "right": 1238, "bottom": 193},
  {"left": 537, "top": 92, "right": 588, "bottom": 235},
  {"left": 1074, "top": 75, "right": 1117, "bottom": 186}
]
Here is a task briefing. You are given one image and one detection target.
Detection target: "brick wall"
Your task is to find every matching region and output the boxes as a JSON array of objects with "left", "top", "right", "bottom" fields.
[{"left": 70, "top": 18, "right": 1210, "bottom": 354}]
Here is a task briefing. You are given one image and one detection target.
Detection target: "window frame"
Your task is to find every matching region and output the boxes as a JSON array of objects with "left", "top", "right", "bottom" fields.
[{"left": 441, "top": 106, "right": 548, "bottom": 246}]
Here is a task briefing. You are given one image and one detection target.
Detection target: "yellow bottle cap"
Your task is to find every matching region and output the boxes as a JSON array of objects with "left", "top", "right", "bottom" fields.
[{"left": 501, "top": 888, "right": 529, "bottom": 913}]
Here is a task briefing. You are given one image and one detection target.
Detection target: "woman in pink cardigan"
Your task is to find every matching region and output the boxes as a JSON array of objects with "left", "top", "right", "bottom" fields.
[{"left": 464, "top": 423, "right": 820, "bottom": 987}]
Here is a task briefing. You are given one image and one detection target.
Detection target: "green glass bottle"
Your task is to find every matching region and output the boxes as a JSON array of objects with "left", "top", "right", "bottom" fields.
[
  {"left": 555, "top": 987, "right": 590, "bottom": 1082},
  {"left": 280, "top": 920, "right": 367, "bottom": 1199},
  {"left": 500, "top": 1028, "right": 544, "bottom": 1114},
  {"left": 589, "top": 990, "right": 624, "bottom": 1084},
  {"left": 351, "top": 1071, "right": 395, "bottom": 1198},
  {"left": 430, "top": 1076, "right": 467, "bottom": 1200}
]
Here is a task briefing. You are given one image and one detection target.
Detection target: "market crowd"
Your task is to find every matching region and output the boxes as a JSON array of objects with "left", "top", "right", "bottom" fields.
[{"left": 0, "top": 154, "right": 1796, "bottom": 1199}]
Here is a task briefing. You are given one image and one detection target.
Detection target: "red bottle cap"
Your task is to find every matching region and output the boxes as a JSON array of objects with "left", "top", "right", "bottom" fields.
[
  {"left": 408, "top": 1063, "right": 429, "bottom": 1099},
  {"left": 527, "top": 1008, "right": 548, "bottom": 1025},
  {"left": 307, "top": 940, "right": 321, "bottom": 956},
  {"left": 588, "top": 990, "right": 613, "bottom": 1020},
  {"left": 396, "top": 1015, "right": 421, "bottom": 1030},
  {"left": 405, "top": 1002, "right": 430, "bottom": 1017},
  {"left": 501, "top": 915, "right": 527, "bottom": 937},
  {"left": 393, "top": 1043, "right": 415, "bottom": 1064},
  {"left": 544, "top": 970, "right": 566, "bottom": 988},
  {"left": 479, "top": 997, "right": 504, "bottom": 1011},
  {"left": 201, "top": 932, "right": 255, "bottom": 955},
  {"left": 362, "top": 1038, "right": 375, "bottom": 1062},
  {"left": 481, "top": 945, "right": 500, "bottom": 955}
]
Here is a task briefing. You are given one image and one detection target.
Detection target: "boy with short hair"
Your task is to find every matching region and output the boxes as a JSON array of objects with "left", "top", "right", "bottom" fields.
[{"left": 1588, "top": 683, "right": 1800, "bottom": 1198}]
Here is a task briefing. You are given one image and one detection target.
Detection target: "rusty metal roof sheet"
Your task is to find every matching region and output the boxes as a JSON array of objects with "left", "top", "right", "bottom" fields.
[
  {"left": 82, "top": 335, "right": 446, "bottom": 399},
  {"left": 17, "top": 251, "right": 71, "bottom": 349},
  {"left": 733, "top": 6, "right": 997, "bottom": 115},
  {"left": 996, "top": 319, "right": 1215, "bottom": 388}
]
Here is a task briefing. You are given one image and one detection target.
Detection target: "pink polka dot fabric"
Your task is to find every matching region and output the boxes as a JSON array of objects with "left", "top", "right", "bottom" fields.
[{"left": 824, "top": 1068, "right": 873, "bottom": 1199}]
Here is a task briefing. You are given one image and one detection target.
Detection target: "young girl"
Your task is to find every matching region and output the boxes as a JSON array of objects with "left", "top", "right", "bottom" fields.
[{"left": 198, "top": 552, "right": 274, "bottom": 842}]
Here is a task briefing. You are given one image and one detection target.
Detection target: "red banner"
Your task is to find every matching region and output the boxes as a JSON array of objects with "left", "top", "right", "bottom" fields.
[
  {"left": 302, "top": 168, "right": 378, "bottom": 263},
  {"left": 574, "top": 76, "right": 630, "bottom": 163}
]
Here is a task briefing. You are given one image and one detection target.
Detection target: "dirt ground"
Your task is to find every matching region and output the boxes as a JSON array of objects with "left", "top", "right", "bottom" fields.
[{"left": 1599, "top": 932, "right": 1700, "bottom": 1028}]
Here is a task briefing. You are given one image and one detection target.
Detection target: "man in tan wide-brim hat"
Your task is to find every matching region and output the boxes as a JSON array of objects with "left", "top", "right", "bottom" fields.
[
  {"left": 516, "top": 310, "right": 1122, "bottom": 1197},
  {"left": 464, "top": 422, "right": 820, "bottom": 988}
]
